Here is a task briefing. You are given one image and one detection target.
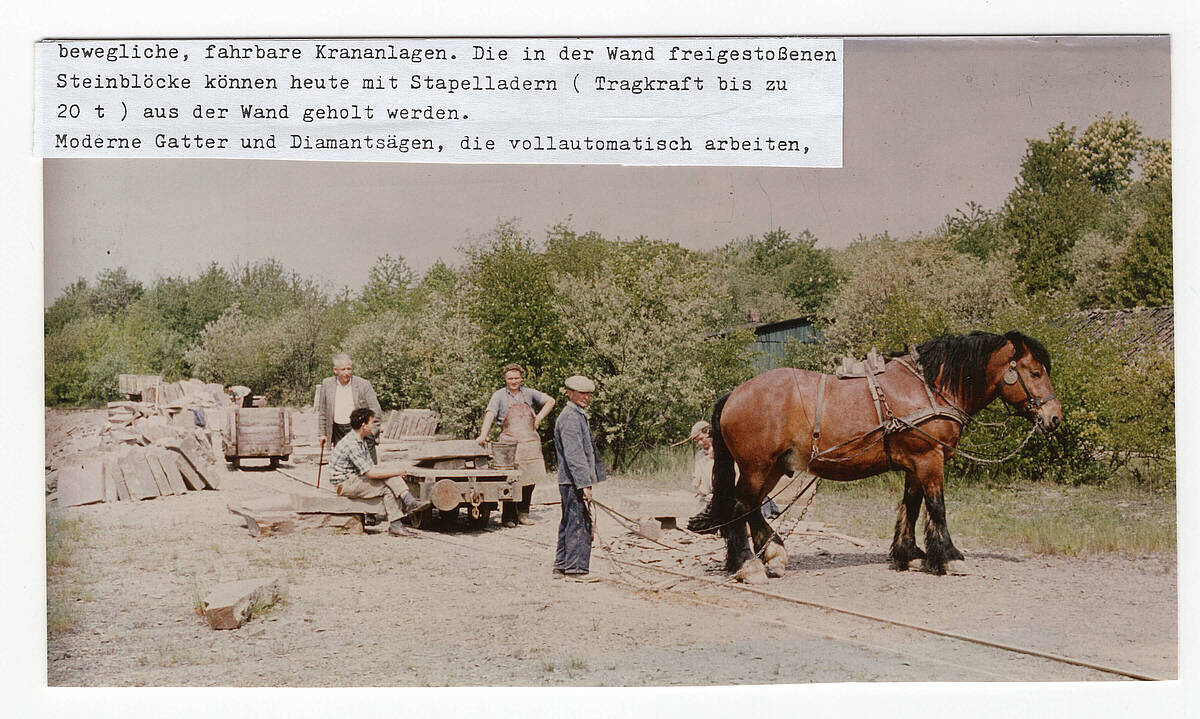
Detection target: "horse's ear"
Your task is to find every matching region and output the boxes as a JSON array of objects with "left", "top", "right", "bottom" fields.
[{"left": 1004, "top": 331, "right": 1027, "bottom": 359}]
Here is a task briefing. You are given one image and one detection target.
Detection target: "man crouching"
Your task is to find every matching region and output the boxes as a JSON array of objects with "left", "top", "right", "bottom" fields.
[{"left": 328, "top": 407, "right": 432, "bottom": 537}]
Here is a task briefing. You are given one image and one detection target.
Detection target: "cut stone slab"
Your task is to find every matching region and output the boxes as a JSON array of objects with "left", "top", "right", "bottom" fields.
[
  {"left": 228, "top": 505, "right": 364, "bottom": 537},
  {"left": 174, "top": 455, "right": 206, "bottom": 491},
  {"left": 144, "top": 452, "right": 174, "bottom": 496},
  {"left": 202, "top": 577, "right": 281, "bottom": 630},
  {"left": 137, "top": 419, "right": 178, "bottom": 446},
  {"left": 608, "top": 490, "right": 695, "bottom": 531},
  {"left": 57, "top": 457, "right": 106, "bottom": 507},
  {"left": 119, "top": 452, "right": 160, "bottom": 500},
  {"left": 107, "top": 455, "right": 131, "bottom": 502},
  {"left": 101, "top": 454, "right": 120, "bottom": 503},
  {"left": 240, "top": 491, "right": 383, "bottom": 516},
  {"left": 151, "top": 448, "right": 189, "bottom": 495},
  {"left": 161, "top": 434, "right": 219, "bottom": 489}
]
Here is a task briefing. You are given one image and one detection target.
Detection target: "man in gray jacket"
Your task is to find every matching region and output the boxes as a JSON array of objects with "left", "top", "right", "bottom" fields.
[
  {"left": 553, "top": 375, "right": 606, "bottom": 581},
  {"left": 316, "top": 353, "right": 384, "bottom": 461}
]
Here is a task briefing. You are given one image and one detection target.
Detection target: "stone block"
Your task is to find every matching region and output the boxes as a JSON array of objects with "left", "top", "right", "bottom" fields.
[
  {"left": 57, "top": 457, "right": 106, "bottom": 507},
  {"left": 151, "top": 448, "right": 189, "bottom": 495},
  {"left": 202, "top": 577, "right": 281, "bottom": 630}
]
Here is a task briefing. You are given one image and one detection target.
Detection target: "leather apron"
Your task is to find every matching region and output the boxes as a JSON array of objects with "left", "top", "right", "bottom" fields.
[{"left": 497, "top": 401, "right": 545, "bottom": 487}]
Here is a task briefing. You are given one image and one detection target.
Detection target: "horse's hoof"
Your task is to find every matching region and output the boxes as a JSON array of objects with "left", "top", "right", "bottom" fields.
[
  {"left": 734, "top": 557, "right": 770, "bottom": 584},
  {"left": 920, "top": 558, "right": 948, "bottom": 576},
  {"left": 945, "top": 559, "right": 970, "bottom": 575},
  {"left": 763, "top": 543, "right": 788, "bottom": 577}
]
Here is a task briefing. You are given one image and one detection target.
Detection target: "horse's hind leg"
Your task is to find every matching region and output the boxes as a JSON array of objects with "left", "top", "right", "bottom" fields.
[
  {"left": 889, "top": 473, "right": 926, "bottom": 570},
  {"left": 721, "top": 509, "right": 753, "bottom": 573},
  {"left": 747, "top": 508, "right": 787, "bottom": 577}
]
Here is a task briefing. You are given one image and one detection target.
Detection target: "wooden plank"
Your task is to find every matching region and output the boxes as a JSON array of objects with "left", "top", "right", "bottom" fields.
[
  {"left": 144, "top": 452, "right": 173, "bottom": 496},
  {"left": 57, "top": 457, "right": 106, "bottom": 507},
  {"left": 202, "top": 577, "right": 281, "bottom": 630}
]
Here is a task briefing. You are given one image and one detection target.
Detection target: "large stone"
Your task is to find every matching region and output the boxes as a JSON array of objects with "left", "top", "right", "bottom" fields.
[
  {"left": 56, "top": 457, "right": 106, "bottom": 507},
  {"left": 174, "top": 455, "right": 206, "bottom": 491},
  {"left": 106, "top": 455, "right": 130, "bottom": 502},
  {"left": 228, "top": 505, "right": 364, "bottom": 537},
  {"left": 151, "top": 448, "right": 189, "bottom": 495},
  {"left": 160, "top": 435, "right": 218, "bottom": 490},
  {"left": 202, "top": 577, "right": 281, "bottom": 630},
  {"left": 100, "top": 454, "right": 120, "bottom": 503},
  {"left": 144, "top": 451, "right": 174, "bottom": 496},
  {"left": 119, "top": 451, "right": 160, "bottom": 500}
]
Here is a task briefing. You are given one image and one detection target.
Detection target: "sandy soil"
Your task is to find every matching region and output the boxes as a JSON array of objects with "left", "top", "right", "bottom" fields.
[{"left": 44, "top": 410, "right": 1176, "bottom": 687}]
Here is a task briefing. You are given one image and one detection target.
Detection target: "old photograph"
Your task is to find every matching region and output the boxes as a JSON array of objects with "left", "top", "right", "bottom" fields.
[{"left": 29, "top": 26, "right": 1184, "bottom": 718}]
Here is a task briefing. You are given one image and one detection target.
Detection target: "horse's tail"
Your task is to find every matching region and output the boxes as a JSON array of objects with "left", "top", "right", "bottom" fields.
[{"left": 687, "top": 392, "right": 735, "bottom": 534}]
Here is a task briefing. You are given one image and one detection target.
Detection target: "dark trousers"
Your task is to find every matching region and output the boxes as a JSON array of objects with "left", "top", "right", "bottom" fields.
[
  {"left": 554, "top": 484, "right": 592, "bottom": 574},
  {"left": 501, "top": 484, "right": 535, "bottom": 522}
]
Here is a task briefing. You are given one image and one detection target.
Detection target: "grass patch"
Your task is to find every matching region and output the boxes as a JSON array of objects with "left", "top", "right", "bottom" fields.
[
  {"left": 605, "top": 444, "right": 695, "bottom": 489},
  {"left": 46, "top": 515, "right": 96, "bottom": 635},
  {"left": 139, "top": 640, "right": 202, "bottom": 667},
  {"left": 808, "top": 474, "right": 1175, "bottom": 556},
  {"left": 188, "top": 577, "right": 208, "bottom": 618}
]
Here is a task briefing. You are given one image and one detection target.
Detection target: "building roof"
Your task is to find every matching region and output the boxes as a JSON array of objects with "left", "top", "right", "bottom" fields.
[{"left": 1065, "top": 305, "right": 1173, "bottom": 350}]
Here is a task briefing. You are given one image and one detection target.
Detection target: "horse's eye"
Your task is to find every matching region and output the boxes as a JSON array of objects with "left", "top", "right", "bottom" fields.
[{"left": 1031, "top": 371, "right": 1041, "bottom": 378}]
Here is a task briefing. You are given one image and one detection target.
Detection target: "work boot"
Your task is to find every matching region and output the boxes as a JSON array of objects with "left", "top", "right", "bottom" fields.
[
  {"left": 401, "top": 493, "right": 432, "bottom": 515},
  {"left": 517, "top": 513, "right": 534, "bottom": 526},
  {"left": 388, "top": 520, "right": 419, "bottom": 538}
]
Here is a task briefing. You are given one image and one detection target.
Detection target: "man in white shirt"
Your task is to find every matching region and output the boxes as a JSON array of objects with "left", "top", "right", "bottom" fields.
[{"left": 316, "top": 353, "right": 384, "bottom": 461}]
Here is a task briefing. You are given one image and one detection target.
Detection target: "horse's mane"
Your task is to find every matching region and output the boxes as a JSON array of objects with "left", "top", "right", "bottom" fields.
[{"left": 911, "top": 330, "right": 1051, "bottom": 400}]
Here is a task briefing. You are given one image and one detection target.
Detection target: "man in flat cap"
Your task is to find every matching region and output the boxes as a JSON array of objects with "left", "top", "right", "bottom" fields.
[{"left": 552, "top": 375, "right": 605, "bottom": 581}]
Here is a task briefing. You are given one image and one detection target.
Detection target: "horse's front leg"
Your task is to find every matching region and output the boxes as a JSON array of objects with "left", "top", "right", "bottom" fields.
[
  {"left": 916, "top": 460, "right": 964, "bottom": 575},
  {"left": 889, "top": 473, "right": 926, "bottom": 570}
]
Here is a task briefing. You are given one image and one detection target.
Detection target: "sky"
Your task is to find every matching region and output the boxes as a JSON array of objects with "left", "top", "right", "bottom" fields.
[{"left": 42, "top": 35, "right": 1171, "bottom": 305}]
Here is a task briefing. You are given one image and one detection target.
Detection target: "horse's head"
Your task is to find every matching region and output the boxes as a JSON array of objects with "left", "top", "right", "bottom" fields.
[{"left": 992, "top": 332, "right": 1062, "bottom": 432}]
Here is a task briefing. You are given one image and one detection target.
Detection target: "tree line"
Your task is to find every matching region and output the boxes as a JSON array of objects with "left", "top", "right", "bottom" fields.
[{"left": 45, "top": 113, "right": 1173, "bottom": 482}]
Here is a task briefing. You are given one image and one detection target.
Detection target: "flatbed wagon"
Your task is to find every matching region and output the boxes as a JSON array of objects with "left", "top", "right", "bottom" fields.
[{"left": 397, "top": 439, "right": 524, "bottom": 529}]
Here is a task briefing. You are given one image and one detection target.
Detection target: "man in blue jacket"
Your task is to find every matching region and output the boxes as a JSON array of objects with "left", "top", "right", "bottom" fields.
[{"left": 553, "top": 375, "right": 605, "bottom": 581}]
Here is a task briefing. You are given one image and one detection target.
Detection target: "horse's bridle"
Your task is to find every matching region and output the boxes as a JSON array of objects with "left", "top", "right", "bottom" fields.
[{"left": 1003, "top": 360, "right": 1058, "bottom": 417}]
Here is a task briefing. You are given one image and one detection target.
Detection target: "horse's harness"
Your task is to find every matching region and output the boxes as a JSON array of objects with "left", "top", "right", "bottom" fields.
[{"left": 808, "top": 349, "right": 1053, "bottom": 468}]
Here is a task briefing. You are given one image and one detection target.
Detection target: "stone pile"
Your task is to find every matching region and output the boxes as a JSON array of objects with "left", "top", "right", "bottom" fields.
[{"left": 47, "top": 376, "right": 234, "bottom": 507}]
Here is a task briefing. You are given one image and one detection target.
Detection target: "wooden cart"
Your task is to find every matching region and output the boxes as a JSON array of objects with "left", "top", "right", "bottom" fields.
[{"left": 223, "top": 407, "right": 292, "bottom": 469}]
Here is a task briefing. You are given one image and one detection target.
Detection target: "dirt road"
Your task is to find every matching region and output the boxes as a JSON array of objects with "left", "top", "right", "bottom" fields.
[{"left": 46, "top": 455, "right": 1176, "bottom": 687}]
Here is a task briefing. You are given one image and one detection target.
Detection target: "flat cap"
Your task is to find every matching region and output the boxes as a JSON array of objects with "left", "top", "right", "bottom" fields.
[
  {"left": 563, "top": 375, "right": 596, "bottom": 393},
  {"left": 670, "top": 419, "right": 711, "bottom": 447}
]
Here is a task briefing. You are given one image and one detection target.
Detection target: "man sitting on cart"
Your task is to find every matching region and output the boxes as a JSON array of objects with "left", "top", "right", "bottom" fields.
[{"left": 328, "top": 407, "right": 432, "bottom": 537}]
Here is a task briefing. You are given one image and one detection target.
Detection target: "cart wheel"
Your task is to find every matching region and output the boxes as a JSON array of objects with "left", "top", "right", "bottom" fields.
[
  {"left": 438, "top": 506, "right": 461, "bottom": 528},
  {"left": 468, "top": 506, "right": 492, "bottom": 530},
  {"left": 408, "top": 507, "right": 435, "bottom": 530}
]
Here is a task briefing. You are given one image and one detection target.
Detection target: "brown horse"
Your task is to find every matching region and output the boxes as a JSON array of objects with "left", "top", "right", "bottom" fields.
[{"left": 688, "top": 331, "right": 1063, "bottom": 576}]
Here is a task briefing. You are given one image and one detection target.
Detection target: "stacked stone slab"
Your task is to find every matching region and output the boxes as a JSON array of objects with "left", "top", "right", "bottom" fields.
[{"left": 52, "top": 434, "right": 220, "bottom": 507}]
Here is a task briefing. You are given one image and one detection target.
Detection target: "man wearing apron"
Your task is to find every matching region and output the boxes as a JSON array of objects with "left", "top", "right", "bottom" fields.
[{"left": 476, "top": 363, "right": 556, "bottom": 527}]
